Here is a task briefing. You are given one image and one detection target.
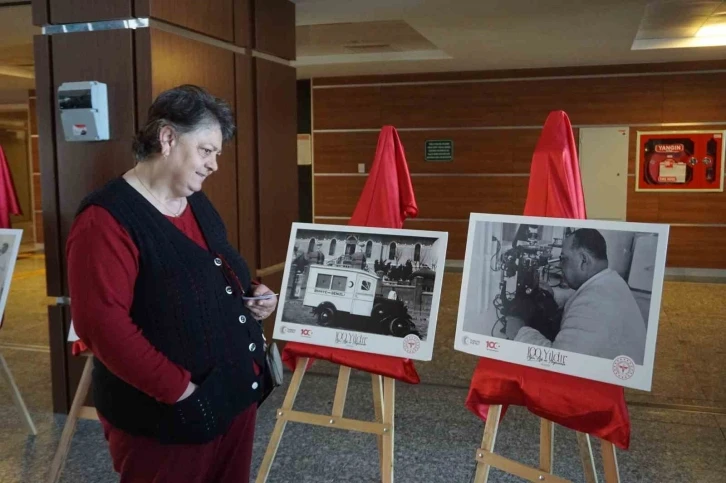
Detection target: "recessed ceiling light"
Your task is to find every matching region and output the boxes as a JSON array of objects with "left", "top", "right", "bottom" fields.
[{"left": 695, "top": 22, "right": 726, "bottom": 37}]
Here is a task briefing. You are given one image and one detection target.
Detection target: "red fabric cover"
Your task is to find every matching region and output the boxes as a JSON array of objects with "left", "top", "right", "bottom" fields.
[
  {"left": 0, "top": 145, "right": 22, "bottom": 229},
  {"left": 465, "top": 111, "right": 631, "bottom": 450},
  {"left": 281, "top": 126, "right": 421, "bottom": 384},
  {"left": 523, "top": 111, "right": 587, "bottom": 220}
]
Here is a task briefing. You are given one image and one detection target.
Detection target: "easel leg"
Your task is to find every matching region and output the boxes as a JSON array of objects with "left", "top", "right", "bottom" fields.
[
  {"left": 381, "top": 377, "right": 395, "bottom": 483},
  {"left": 473, "top": 405, "right": 503, "bottom": 483},
  {"left": 371, "top": 374, "right": 384, "bottom": 472},
  {"left": 600, "top": 440, "right": 621, "bottom": 483},
  {"left": 0, "top": 351, "right": 37, "bottom": 435},
  {"left": 539, "top": 418, "right": 554, "bottom": 474},
  {"left": 256, "top": 357, "right": 309, "bottom": 483},
  {"left": 46, "top": 354, "right": 93, "bottom": 483},
  {"left": 576, "top": 432, "right": 598, "bottom": 483},
  {"left": 332, "top": 366, "right": 351, "bottom": 417}
]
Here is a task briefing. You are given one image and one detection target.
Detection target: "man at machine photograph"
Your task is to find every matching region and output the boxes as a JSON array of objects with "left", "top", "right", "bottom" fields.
[{"left": 461, "top": 221, "right": 658, "bottom": 365}]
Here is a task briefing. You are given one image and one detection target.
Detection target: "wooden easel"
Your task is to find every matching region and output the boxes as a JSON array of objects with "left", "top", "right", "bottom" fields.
[
  {"left": 46, "top": 351, "right": 96, "bottom": 483},
  {"left": 0, "top": 350, "right": 38, "bottom": 435},
  {"left": 473, "top": 405, "right": 620, "bottom": 483},
  {"left": 256, "top": 357, "right": 396, "bottom": 483}
]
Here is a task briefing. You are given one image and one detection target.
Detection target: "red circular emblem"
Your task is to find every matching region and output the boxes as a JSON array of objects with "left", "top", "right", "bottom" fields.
[
  {"left": 403, "top": 335, "right": 421, "bottom": 354},
  {"left": 612, "top": 356, "right": 636, "bottom": 380}
]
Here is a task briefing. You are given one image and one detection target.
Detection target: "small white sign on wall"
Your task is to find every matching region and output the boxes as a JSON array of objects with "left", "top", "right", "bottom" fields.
[{"left": 297, "top": 134, "right": 312, "bottom": 166}]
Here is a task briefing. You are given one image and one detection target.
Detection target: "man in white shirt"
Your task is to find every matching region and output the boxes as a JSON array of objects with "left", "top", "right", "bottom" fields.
[{"left": 514, "top": 229, "right": 647, "bottom": 365}]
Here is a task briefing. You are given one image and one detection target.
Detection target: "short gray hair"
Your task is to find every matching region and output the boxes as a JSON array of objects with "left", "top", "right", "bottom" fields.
[{"left": 132, "top": 84, "right": 236, "bottom": 161}]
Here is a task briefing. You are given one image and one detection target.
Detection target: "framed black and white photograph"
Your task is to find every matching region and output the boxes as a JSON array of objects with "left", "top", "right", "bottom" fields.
[
  {"left": 0, "top": 229, "right": 22, "bottom": 328},
  {"left": 454, "top": 213, "right": 669, "bottom": 390},
  {"left": 273, "top": 223, "right": 449, "bottom": 361}
]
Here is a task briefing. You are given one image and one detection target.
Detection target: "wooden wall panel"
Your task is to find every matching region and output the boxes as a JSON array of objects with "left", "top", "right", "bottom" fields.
[
  {"left": 256, "top": 59, "right": 298, "bottom": 269},
  {"left": 313, "top": 176, "right": 362, "bottom": 217},
  {"left": 313, "top": 87, "right": 381, "bottom": 130},
  {"left": 667, "top": 226, "right": 726, "bottom": 268},
  {"left": 47, "top": 305, "right": 68, "bottom": 413},
  {"left": 34, "top": 35, "right": 62, "bottom": 295},
  {"left": 28, "top": 97, "right": 37, "bottom": 133},
  {"left": 510, "top": 76, "right": 662, "bottom": 126},
  {"left": 403, "top": 220, "right": 469, "bottom": 260},
  {"left": 235, "top": 53, "right": 258, "bottom": 270},
  {"left": 316, "top": 76, "right": 663, "bottom": 130},
  {"left": 662, "top": 73, "right": 726, "bottom": 123},
  {"left": 32, "top": 174, "right": 41, "bottom": 211},
  {"left": 314, "top": 132, "right": 379, "bottom": 174},
  {"left": 254, "top": 0, "right": 296, "bottom": 60},
  {"left": 28, "top": 91, "right": 42, "bottom": 247},
  {"left": 311, "top": 64, "right": 726, "bottom": 267},
  {"left": 234, "top": 0, "right": 253, "bottom": 47},
  {"left": 414, "top": 177, "right": 525, "bottom": 219},
  {"left": 149, "top": 0, "right": 234, "bottom": 42},
  {"left": 314, "top": 129, "right": 576, "bottom": 174},
  {"left": 34, "top": 212, "right": 44, "bottom": 244},
  {"left": 314, "top": 175, "right": 528, "bottom": 219},
  {"left": 52, "top": 30, "right": 137, "bottom": 281},
  {"left": 626, "top": 177, "right": 659, "bottom": 222},
  {"left": 32, "top": 0, "right": 49, "bottom": 26},
  {"left": 49, "top": 0, "right": 132, "bottom": 24},
  {"left": 381, "top": 83, "right": 514, "bottom": 128},
  {"left": 658, "top": 192, "right": 726, "bottom": 224},
  {"left": 149, "top": 28, "right": 239, "bottom": 247},
  {"left": 31, "top": 136, "right": 39, "bottom": 172}
]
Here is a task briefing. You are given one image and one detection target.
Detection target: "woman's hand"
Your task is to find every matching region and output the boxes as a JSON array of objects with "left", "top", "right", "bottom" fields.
[{"left": 245, "top": 283, "right": 278, "bottom": 320}]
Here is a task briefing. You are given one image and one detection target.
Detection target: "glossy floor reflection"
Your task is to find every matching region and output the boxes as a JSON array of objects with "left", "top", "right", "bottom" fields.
[{"left": 0, "top": 255, "right": 725, "bottom": 482}]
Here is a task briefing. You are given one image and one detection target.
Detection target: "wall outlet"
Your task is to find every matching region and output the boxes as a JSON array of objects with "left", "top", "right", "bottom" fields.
[{"left": 358, "top": 163, "right": 366, "bottom": 173}]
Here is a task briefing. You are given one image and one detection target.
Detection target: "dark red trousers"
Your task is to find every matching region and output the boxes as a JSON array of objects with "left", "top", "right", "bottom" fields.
[{"left": 100, "top": 405, "right": 257, "bottom": 483}]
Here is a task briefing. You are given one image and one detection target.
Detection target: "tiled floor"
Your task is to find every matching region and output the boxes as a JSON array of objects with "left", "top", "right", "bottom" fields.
[{"left": 0, "top": 256, "right": 724, "bottom": 482}]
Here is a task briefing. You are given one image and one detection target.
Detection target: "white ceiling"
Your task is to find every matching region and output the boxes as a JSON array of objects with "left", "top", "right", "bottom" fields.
[
  {"left": 292, "top": 0, "right": 726, "bottom": 78},
  {"left": 1, "top": 1, "right": 726, "bottom": 91}
]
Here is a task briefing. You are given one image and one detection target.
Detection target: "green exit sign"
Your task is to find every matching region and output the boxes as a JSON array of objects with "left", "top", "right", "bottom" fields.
[{"left": 425, "top": 139, "right": 454, "bottom": 161}]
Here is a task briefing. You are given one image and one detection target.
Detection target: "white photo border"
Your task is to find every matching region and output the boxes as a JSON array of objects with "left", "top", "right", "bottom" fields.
[
  {"left": 272, "top": 222, "right": 449, "bottom": 361},
  {"left": 0, "top": 229, "right": 23, "bottom": 329},
  {"left": 454, "top": 213, "right": 669, "bottom": 391}
]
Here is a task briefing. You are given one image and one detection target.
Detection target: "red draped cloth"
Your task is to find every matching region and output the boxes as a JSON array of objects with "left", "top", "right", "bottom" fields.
[
  {"left": 281, "top": 126, "right": 421, "bottom": 384},
  {"left": 0, "top": 145, "right": 21, "bottom": 229},
  {"left": 464, "top": 111, "right": 631, "bottom": 449}
]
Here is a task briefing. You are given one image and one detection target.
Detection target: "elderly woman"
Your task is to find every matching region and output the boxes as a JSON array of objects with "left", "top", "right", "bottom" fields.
[{"left": 66, "top": 85, "right": 277, "bottom": 482}]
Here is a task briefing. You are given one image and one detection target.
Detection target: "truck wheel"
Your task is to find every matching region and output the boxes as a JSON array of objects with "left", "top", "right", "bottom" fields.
[
  {"left": 389, "top": 317, "right": 416, "bottom": 338},
  {"left": 317, "top": 304, "right": 335, "bottom": 327},
  {"left": 371, "top": 303, "right": 386, "bottom": 320}
]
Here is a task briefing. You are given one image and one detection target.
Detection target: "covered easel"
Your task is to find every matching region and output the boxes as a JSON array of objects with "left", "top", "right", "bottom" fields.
[
  {"left": 467, "top": 111, "right": 628, "bottom": 483},
  {"left": 256, "top": 126, "right": 420, "bottom": 483}
]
